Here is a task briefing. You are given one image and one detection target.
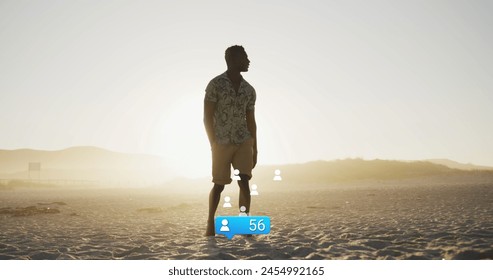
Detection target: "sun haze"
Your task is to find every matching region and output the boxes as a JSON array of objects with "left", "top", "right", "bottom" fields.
[{"left": 1, "top": 0, "right": 492, "bottom": 178}]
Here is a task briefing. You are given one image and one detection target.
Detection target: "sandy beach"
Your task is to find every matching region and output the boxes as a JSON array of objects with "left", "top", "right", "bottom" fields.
[{"left": 1, "top": 176, "right": 492, "bottom": 260}]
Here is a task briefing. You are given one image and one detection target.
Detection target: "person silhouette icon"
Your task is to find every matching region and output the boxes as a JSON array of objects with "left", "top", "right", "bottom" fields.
[
  {"left": 232, "top": 169, "right": 241, "bottom": 181},
  {"left": 273, "top": 169, "right": 282, "bottom": 181},
  {"left": 239, "top": 205, "right": 248, "bottom": 216},
  {"left": 220, "top": 219, "right": 230, "bottom": 232},
  {"left": 223, "top": 196, "right": 232, "bottom": 208},
  {"left": 250, "top": 184, "right": 259, "bottom": 196}
]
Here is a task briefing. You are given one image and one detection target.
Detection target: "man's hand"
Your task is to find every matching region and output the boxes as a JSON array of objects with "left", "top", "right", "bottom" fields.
[
  {"left": 246, "top": 109, "right": 257, "bottom": 169},
  {"left": 204, "top": 101, "right": 216, "bottom": 149}
]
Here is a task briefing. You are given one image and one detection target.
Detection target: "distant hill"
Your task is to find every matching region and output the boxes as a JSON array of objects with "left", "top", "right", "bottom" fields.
[
  {"left": 252, "top": 158, "right": 492, "bottom": 185},
  {"left": 0, "top": 146, "right": 171, "bottom": 184},
  {"left": 2, "top": 147, "right": 492, "bottom": 188},
  {"left": 157, "top": 158, "right": 493, "bottom": 194},
  {"left": 425, "top": 159, "right": 493, "bottom": 171}
]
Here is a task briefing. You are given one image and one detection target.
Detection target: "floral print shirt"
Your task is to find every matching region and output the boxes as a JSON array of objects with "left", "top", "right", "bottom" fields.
[{"left": 204, "top": 72, "right": 256, "bottom": 145}]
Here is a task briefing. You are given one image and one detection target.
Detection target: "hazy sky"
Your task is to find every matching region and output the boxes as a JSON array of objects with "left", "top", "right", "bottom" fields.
[{"left": 1, "top": 0, "right": 492, "bottom": 177}]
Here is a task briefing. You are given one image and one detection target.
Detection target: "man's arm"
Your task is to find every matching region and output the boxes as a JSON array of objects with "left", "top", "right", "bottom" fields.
[
  {"left": 204, "top": 101, "right": 216, "bottom": 147},
  {"left": 246, "top": 109, "right": 258, "bottom": 168}
]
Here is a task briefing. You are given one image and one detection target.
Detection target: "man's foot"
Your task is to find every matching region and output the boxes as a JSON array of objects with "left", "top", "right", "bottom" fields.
[{"left": 205, "top": 220, "right": 215, "bottom": 236}]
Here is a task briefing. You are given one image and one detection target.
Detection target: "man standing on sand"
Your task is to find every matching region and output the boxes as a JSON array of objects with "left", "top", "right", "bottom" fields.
[{"left": 203, "top": 45, "right": 257, "bottom": 236}]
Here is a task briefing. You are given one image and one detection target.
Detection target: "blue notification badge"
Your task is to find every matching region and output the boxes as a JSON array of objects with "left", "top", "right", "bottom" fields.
[{"left": 215, "top": 216, "right": 271, "bottom": 239}]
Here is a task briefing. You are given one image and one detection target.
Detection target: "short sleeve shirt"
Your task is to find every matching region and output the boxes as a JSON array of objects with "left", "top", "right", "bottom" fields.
[{"left": 204, "top": 72, "right": 256, "bottom": 145}]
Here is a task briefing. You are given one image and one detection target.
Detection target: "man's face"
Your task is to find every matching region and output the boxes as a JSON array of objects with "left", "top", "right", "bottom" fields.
[{"left": 236, "top": 52, "right": 250, "bottom": 72}]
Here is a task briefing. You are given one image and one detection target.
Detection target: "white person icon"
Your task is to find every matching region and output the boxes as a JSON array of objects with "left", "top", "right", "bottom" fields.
[
  {"left": 250, "top": 184, "right": 259, "bottom": 196},
  {"left": 273, "top": 169, "right": 282, "bottom": 181},
  {"left": 239, "top": 206, "right": 248, "bottom": 216},
  {"left": 232, "top": 169, "right": 241, "bottom": 181},
  {"left": 223, "top": 196, "right": 232, "bottom": 208},
  {"left": 220, "top": 219, "right": 230, "bottom": 232}
]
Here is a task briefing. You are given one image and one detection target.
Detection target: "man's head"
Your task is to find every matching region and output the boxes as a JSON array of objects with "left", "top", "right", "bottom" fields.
[{"left": 225, "top": 45, "right": 250, "bottom": 72}]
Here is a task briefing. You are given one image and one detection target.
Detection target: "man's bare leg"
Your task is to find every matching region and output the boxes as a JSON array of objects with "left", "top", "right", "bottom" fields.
[
  {"left": 238, "top": 174, "right": 251, "bottom": 214},
  {"left": 206, "top": 184, "right": 225, "bottom": 236}
]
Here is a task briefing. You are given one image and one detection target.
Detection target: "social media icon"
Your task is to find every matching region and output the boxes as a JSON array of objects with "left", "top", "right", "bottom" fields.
[{"left": 215, "top": 216, "right": 271, "bottom": 240}]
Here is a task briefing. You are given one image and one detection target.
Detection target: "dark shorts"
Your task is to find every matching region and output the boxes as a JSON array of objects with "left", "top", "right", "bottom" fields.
[{"left": 211, "top": 138, "right": 254, "bottom": 185}]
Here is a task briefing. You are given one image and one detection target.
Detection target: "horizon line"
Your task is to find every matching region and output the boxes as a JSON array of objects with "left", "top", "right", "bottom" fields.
[{"left": 1, "top": 145, "right": 493, "bottom": 169}]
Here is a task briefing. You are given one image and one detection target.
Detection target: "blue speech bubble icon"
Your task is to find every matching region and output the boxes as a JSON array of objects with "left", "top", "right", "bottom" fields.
[{"left": 215, "top": 216, "right": 271, "bottom": 239}]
